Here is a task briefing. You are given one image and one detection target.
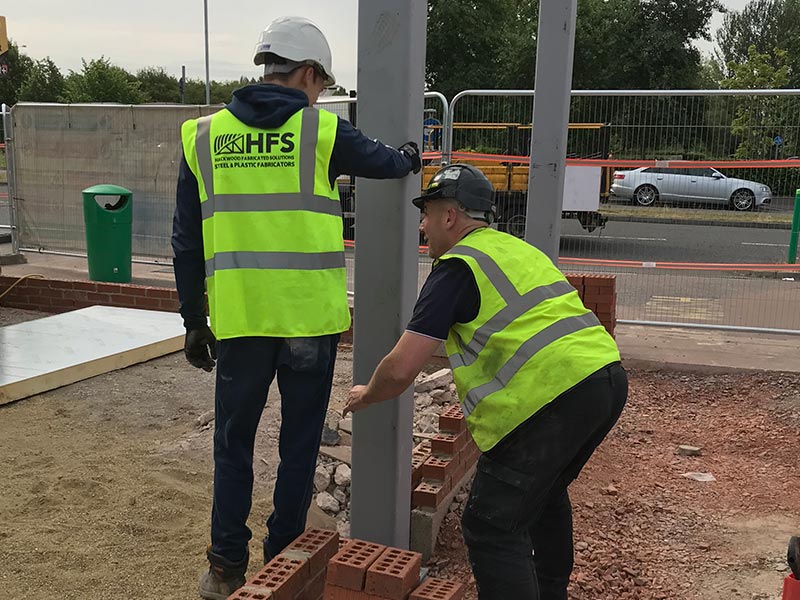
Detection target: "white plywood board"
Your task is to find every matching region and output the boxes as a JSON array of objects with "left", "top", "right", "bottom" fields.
[{"left": 0, "top": 306, "right": 185, "bottom": 404}]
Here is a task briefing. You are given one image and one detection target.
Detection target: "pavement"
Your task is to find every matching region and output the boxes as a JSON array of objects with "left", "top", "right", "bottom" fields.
[{"left": 1, "top": 250, "right": 799, "bottom": 375}]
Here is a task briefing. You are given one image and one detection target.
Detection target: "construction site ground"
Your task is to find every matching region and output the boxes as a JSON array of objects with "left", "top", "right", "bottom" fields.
[{"left": 1, "top": 306, "right": 798, "bottom": 600}]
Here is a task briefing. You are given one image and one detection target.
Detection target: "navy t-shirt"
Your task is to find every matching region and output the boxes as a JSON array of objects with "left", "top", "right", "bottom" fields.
[{"left": 406, "top": 258, "right": 480, "bottom": 341}]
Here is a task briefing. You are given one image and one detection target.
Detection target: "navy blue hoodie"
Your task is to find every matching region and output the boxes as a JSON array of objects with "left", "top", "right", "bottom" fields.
[{"left": 172, "top": 84, "right": 414, "bottom": 328}]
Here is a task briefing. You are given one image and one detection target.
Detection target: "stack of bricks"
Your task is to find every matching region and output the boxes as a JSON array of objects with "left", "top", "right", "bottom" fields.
[
  {"left": 411, "top": 404, "right": 480, "bottom": 511},
  {"left": 565, "top": 273, "right": 616, "bottom": 336},
  {"left": 324, "top": 537, "right": 465, "bottom": 600},
  {"left": 228, "top": 528, "right": 339, "bottom": 600}
]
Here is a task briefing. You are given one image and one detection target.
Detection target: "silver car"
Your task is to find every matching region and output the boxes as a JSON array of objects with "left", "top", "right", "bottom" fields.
[{"left": 610, "top": 166, "right": 772, "bottom": 211}]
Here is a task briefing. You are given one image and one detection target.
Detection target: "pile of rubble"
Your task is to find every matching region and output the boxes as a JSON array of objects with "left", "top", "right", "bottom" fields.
[{"left": 313, "top": 369, "right": 457, "bottom": 537}]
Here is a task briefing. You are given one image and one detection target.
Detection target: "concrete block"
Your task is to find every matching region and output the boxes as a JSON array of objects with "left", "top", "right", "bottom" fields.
[
  {"left": 410, "top": 464, "right": 477, "bottom": 561},
  {"left": 415, "top": 369, "right": 453, "bottom": 393}
]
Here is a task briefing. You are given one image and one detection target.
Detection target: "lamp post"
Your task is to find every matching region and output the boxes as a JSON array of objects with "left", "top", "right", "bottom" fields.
[{"left": 203, "top": 0, "right": 210, "bottom": 104}]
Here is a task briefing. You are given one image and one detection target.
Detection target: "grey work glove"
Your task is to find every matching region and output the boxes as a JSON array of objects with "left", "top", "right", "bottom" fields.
[
  {"left": 399, "top": 141, "right": 422, "bottom": 174},
  {"left": 184, "top": 325, "right": 217, "bottom": 372}
]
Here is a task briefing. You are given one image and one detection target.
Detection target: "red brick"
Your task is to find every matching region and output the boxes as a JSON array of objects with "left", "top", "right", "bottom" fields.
[
  {"left": 420, "top": 455, "right": 456, "bottom": 483},
  {"left": 283, "top": 528, "right": 339, "bottom": 577},
  {"left": 297, "top": 568, "right": 326, "bottom": 600},
  {"left": 95, "top": 282, "right": 124, "bottom": 294},
  {"left": 322, "top": 584, "right": 383, "bottom": 600},
  {"left": 326, "top": 539, "right": 386, "bottom": 591},
  {"left": 133, "top": 296, "right": 163, "bottom": 310},
  {"left": 412, "top": 445, "right": 430, "bottom": 489},
  {"left": 123, "top": 286, "right": 149, "bottom": 297},
  {"left": 145, "top": 286, "right": 177, "bottom": 298},
  {"left": 86, "top": 292, "right": 111, "bottom": 304},
  {"left": 430, "top": 433, "right": 462, "bottom": 457},
  {"left": 249, "top": 555, "right": 308, "bottom": 600},
  {"left": 365, "top": 547, "right": 422, "bottom": 600},
  {"left": 585, "top": 274, "right": 615, "bottom": 289},
  {"left": 412, "top": 481, "right": 447, "bottom": 509},
  {"left": 438, "top": 405, "right": 465, "bottom": 434},
  {"left": 564, "top": 273, "right": 584, "bottom": 287},
  {"left": 228, "top": 585, "right": 274, "bottom": 599},
  {"left": 409, "top": 577, "right": 466, "bottom": 600},
  {"left": 451, "top": 457, "right": 467, "bottom": 484},
  {"left": 338, "top": 537, "right": 351, "bottom": 551}
]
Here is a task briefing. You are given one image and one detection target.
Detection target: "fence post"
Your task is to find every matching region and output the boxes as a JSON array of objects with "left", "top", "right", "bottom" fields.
[
  {"left": 789, "top": 189, "right": 800, "bottom": 264},
  {"left": 1, "top": 103, "right": 19, "bottom": 257}
]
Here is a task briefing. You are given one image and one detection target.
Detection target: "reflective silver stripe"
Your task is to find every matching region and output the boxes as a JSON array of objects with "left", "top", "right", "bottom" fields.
[
  {"left": 461, "top": 311, "right": 602, "bottom": 418},
  {"left": 300, "top": 108, "right": 319, "bottom": 196},
  {"left": 206, "top": 251, "right": 345, "bottom": 276},
  {"left": 445, "top": 245, "right": 517, "bottom": 303},
  {"left": 449, "top": 279, "right": 577, "bottom": 369},
  {"left": 200, "top": 194, "right": 342, "bottom": 220},
  {"left": 196, "top": 116, "right": 215, "bottom": 201}
]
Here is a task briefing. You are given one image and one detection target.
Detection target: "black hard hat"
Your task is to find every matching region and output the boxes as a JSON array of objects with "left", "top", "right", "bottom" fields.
[{"left": 412, "top": 164, "right": 495, "bottom": 214}]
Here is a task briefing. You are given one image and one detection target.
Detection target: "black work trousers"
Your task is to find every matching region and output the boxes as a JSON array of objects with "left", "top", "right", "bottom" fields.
[
  {"left": 461, "top": 362, "right": 628, "bottom": 600},
  {"left": 209, "top": 334, "right": 339, "bottom": 563}
]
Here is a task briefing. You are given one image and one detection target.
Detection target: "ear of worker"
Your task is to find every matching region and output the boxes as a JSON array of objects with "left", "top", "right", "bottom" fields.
[{"left": 226, "top": 527, "right": 466, "bottom": 600}]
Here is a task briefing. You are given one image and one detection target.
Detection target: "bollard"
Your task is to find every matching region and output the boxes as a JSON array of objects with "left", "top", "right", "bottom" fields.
[{"left": 789, "top": 189, "right": 800, "bottom": 264}]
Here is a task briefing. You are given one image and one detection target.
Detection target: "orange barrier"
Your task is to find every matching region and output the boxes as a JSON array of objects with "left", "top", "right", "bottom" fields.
[
  {"left": 559, "top": 257, "right": 800, "bottom": 272},
  {"left": 343, "top": 241, "right": 798, "bottom": 273},
  {"left": 448, "top": 151, "right": 800, "bottom": 169}
]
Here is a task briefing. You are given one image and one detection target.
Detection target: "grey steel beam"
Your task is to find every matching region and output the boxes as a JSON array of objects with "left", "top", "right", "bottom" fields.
[
  {"left": 350, "top": 1, "right": 426, "bottom": 547},
  {"left": 525, "top": 0, "right": 578, "bottom": 261}
]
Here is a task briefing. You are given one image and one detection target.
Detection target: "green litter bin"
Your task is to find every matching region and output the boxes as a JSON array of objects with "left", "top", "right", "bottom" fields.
[{"left": 82, "top": 184, "right": 133, "bottom": 283}]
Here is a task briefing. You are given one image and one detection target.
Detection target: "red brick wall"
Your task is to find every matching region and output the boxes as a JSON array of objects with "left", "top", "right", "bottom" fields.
[
  {"left": 0, "top": 276, "right": 179, "bottom": 314},
  {"left": 0, "top": 273, "right": 616, "bottom": 336}
]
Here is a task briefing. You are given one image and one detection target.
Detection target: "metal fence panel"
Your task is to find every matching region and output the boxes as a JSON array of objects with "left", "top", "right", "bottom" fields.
[
  {"left": 444, "top": 90, "right": 800, "bottom": 332},
  {"left": 12, "top": 103, "right": 216, "bottom": 260}
]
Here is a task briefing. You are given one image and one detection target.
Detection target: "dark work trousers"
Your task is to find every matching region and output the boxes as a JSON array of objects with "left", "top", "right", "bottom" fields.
[
  {"left": 209, "top": 334, "right": 339, "bottom": 563},
  {"left": 461, "top": 362, "right": 628, "bottom": 600}
]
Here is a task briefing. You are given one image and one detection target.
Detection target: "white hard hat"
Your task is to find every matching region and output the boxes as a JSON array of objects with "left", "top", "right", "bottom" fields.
[{"left": 253, "top": 16, "right": 336, "bottom": 86}]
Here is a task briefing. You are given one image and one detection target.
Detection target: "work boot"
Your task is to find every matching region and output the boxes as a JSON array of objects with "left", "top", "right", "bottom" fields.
[
  {"left": 789, "top": 536, "right": 800, "bottom": 579},
  {"left": 198, "top": 547, "right": 248, "bottom": 600}
]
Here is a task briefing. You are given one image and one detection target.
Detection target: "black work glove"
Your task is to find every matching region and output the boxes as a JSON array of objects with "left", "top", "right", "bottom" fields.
[
  {"left": 399, "top": 141, "right": 422, "bottom": 174},
  {"left": 184, "top": 325, "right": 217, "bottom": 372}
]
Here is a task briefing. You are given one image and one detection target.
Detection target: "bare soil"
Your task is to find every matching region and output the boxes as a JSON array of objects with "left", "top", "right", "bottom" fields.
[{"left": 1, "top": 307, "right": 798, "bottom": 600}]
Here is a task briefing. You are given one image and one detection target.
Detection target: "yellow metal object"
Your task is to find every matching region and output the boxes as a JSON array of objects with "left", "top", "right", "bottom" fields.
[{"left": 0, "top": 17, "right": 7, "bottom": 56}]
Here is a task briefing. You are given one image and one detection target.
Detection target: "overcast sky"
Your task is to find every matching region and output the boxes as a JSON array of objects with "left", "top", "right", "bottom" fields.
[{"left": 6, "top": 0, "right": 747, "bottom": 91}]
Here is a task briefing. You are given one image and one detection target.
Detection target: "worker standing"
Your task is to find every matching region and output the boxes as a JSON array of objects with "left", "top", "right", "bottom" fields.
[
  {"left": 344, "top": 164, "right": 627, "bottom": 600},
  {"left": 173, "top": 16, "right": 421, "bottom": 600}
]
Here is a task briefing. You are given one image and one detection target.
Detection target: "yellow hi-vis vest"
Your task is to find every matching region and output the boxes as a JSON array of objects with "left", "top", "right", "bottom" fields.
[
  {"left": 441, "top": 227, "right": 621, "bottom": 451},
  {"left": 181, "top": 106, "right": 349, "bottom": 339}
]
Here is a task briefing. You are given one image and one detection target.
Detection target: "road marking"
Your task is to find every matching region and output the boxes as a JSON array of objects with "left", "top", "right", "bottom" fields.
[
  {"left": 645, "top": 296, "right": 724, "bottom": 323},
  {"left": 568, "top": 235, "right": 668, "bottom": 242},
  {"left": 741, "top": 242, "right": 789, "bottom": 247}
]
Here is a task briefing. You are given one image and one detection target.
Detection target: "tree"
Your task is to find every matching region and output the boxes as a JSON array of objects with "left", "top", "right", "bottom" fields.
[
  {"left": 0, "top": 41, "right": 34, "bottom": 105},
  {"left": 721, "top": 45, "right": 793, "bottom": 159},
  {"left": 60, "top": 57, "right": 145, "bottom": 104},
  {"left": 715, "top": 0, "right": 800, "bottom": 86},
  {"left": 136, "top": 67, "right": 179, "bottom": 103},
  {"left": 425, "top": 0, "right": 723, "bottom": 98},
  {"left": 426, "top": 0, "right": 518, "bottom": 99},
  {"left": 18, "top": 57, "right": 64, "bottom": 102}
]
